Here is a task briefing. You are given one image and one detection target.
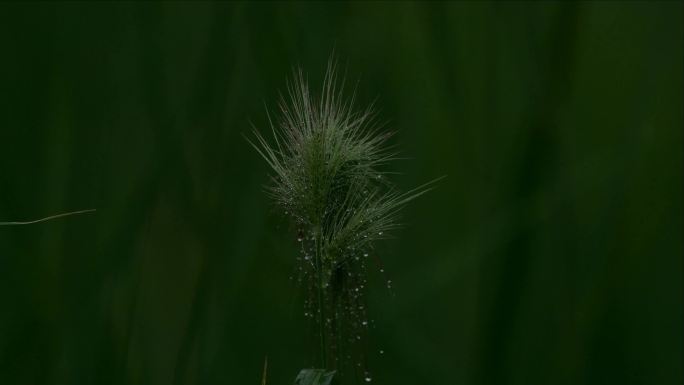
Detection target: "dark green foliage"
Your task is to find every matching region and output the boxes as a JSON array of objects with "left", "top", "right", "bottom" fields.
[{"left": 1, "top": 2, "right": 681, "bottom": 385}]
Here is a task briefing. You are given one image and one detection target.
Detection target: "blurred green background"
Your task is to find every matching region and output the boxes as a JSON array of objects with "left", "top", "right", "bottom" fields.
[{"left": 0, "top": 2, "right": 681, "bottom": 384}]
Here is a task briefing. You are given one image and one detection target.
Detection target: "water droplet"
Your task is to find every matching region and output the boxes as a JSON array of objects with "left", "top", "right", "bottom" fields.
[
  {"left": 364, "top": 374, "right": 372, "bottom": 382},
  {"left": 363, "top": 253, "right": 369, "bottom": 257},
  {"left": 380, "top": 268, "right": 384, "bottom": 273},
  {"left": 362, "top": 321, "right": 368, "bottom": 326},
  {"left": 380, "top": 350, "right": 384, "bottom": 354},
  {"left": 378, "top": 231, "right": 383, "bottom": 236}
]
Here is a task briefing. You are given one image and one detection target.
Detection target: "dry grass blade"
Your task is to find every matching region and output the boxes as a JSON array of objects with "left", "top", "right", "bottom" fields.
[{"left": 0, "top": 209, "right": 97, "bottom": 226}]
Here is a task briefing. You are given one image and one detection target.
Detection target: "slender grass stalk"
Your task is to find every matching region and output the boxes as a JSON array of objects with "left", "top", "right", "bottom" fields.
[
  {"left": 261, "top": 356, "right": 268, "bottom": 385},
  {"left": 0, "top": 209, "right": 96, "bottom": 226},
  {"left": 314, "top": 230, "right": 327, "bottom": 368},
  {"left": 249, "top": 58, "right": 438, "bottom": 379}
]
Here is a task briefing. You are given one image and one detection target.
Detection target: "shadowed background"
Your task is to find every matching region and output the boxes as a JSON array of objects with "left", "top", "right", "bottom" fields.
[{"left": 0, "top": 2, "right": 681, "bottom": 384}]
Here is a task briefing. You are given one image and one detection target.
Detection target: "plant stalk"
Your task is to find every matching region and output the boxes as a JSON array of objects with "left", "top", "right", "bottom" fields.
[{"left": 314, "top": 227, "right": 327, "bottom": 369}]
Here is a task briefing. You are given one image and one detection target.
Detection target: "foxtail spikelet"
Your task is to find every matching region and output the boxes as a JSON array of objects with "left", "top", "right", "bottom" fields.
[{"left": 249, "top": 59, "right": 437, "bottom": 377}]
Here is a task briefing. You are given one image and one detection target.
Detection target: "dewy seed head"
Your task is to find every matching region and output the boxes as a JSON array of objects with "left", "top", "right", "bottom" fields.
[{"left": 249, "top": 57, "right": 440, "bottom": 373}]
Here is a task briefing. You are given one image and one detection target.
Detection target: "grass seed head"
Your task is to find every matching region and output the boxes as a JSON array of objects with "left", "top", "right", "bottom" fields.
[{"left": 249, "top": 58, "right": 437, "bottom": 372}]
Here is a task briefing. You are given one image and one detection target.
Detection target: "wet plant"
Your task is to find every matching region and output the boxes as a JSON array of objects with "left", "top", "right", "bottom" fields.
[{"left": 249, "top": 59, "right": 437, "bottom": 383}]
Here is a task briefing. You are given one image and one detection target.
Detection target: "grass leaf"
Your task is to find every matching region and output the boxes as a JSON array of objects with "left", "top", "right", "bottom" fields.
[{"left": 294, "top": 369, "right": 336, "bottom": 385}]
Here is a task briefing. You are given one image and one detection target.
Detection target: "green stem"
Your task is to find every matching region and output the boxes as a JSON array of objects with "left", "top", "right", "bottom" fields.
[{"left": 314, "top": 228, "right": 327, "bottom": 369}]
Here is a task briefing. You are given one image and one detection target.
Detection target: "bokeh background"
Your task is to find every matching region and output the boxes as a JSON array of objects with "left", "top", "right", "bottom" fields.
[{"left": 0, "top": 2, "right": 681, "bottom": 384}]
